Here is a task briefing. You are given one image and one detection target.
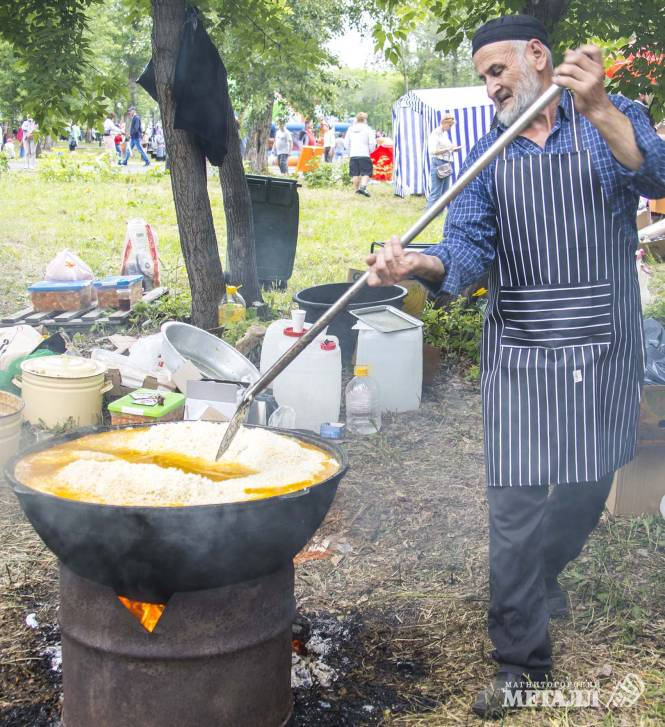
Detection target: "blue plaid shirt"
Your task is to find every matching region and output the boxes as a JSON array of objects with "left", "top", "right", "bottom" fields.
[{"left": 422, "top": 91, "right": 665, "bottom": 296}]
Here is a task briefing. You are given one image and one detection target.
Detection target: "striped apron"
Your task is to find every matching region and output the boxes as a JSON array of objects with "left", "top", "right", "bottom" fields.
[{"left": 482, "top": 107, "right": 644, "bottom": 487}]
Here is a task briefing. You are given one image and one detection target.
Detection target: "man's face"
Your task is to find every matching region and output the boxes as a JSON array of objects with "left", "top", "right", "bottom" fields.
[{"left": 474, "top": 41, "right": 543, "bottom": 126}]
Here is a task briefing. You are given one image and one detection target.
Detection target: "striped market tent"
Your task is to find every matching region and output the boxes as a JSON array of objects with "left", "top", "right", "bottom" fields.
[{"left": 392, "top": 86, "right": 495, "bottom": 197}]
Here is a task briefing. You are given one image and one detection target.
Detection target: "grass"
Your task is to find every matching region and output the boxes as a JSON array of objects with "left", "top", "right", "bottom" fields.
[{"left": 0, "top": 161, "right": 428, "bottom": 317}]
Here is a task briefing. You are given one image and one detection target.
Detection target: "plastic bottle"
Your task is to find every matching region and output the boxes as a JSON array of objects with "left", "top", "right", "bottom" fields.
[
  {"left": 268, "top": 405, "right": 297, "bottom": 429},
  {"left": 218, "top": 285, "right": 246, "bottom": 325},
  {"left": 345, "top": 365, "right": 381, "bottom": 435}
]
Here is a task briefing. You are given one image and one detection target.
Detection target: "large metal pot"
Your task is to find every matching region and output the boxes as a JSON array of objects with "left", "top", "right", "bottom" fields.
[
  {"left": 15, "top": 355, "right": 112, "bottom": 428},
  {"left": 161, "top": 321, "right": 260, "bottom": 382},
  {"left": 6, "top": 424, "right": 346, "bottom": 602}
]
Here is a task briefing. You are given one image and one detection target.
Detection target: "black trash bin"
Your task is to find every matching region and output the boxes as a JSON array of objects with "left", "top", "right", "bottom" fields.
[
  {"left": 244, "top": 175, "right": 300, "bottom": 290},
  {"left": 294, "top": 283, "right": 408, "bottom": 362}
]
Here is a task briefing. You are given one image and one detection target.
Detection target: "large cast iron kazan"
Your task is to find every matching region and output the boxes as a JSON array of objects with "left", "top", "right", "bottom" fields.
[{"left": 6, "top": 424, "right": 347, "bottom": 602}]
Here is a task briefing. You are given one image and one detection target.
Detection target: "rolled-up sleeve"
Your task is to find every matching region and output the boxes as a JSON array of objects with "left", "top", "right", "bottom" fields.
[
  {"left": 417, "top": 142, "right": 498, "bottom": 297},
  {"left": 610, "top": 96, "right": 665, "bottom": 199}
]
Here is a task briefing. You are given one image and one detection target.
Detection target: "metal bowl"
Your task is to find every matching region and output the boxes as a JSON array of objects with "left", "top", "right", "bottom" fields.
[
  {"left": 161, "top": 321, "right": 260, "bottom": 382},
  {"left": 6, "top": 424, "right": 347, "bottom": 601}
]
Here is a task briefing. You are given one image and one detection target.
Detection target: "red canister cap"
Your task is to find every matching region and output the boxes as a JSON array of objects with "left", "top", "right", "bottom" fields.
[{"left": 320, "top": 339, "right": 336, "bottom": 351}]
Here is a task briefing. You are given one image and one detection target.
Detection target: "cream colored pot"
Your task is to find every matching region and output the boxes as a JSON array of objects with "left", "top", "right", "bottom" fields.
[
  {"left": 16, "top": 356, "right": 112, "bottom": 429},
  {"left": 0, "top": 391, "right": 24, "bottom": 470}
]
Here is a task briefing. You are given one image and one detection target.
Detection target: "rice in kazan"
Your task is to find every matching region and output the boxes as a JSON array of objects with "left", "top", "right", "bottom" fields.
[{"left": 15, "top": 422, "right": 339, "bottom": 507}]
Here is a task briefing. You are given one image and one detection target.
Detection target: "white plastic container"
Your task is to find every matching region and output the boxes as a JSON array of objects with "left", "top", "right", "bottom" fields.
[
  {"left": 345, "top": 365, "right": 381, "bottom": 435},
  {"left": 270, "top": 327, "right": 341, "bottom": 433},
  {"left": 260, "top": 310, "right": 307, "bottom": 374},
  {"left": 0, "top": 391, "right": 24, "bottom": 469},
  {"left": 354, "top": 309, "right": 423, "bottom": 413}
]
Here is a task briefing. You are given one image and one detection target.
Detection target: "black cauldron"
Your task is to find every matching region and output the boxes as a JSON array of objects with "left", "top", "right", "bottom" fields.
[{"left": 5, "top": 424, "right": 347, "bottom": 602}]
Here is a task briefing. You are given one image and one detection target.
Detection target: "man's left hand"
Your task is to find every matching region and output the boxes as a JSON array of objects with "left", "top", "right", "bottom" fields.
[{"left": 553, "top": 45, "right": 611, "bottom": 122}]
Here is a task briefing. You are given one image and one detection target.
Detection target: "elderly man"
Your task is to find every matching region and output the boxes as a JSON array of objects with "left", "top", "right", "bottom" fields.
[{"left": 366, "top": 14, "right": 665, "bottom": 719}]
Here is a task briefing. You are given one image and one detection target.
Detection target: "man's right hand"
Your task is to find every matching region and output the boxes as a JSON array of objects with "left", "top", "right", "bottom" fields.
[{"left": 366, "top": 236, "right": 446, "bottom": 288}]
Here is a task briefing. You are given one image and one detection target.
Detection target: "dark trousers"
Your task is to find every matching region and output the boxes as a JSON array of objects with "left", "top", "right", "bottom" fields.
[
  {"left": 486, "top": 473, "right": 614, "bottom": 675},
  {"left": 277, "top": 153, "right": 289, "bottom": 174}
]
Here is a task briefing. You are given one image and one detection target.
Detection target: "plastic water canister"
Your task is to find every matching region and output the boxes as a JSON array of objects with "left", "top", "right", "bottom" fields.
[
  {"left": 354, "top": 309, "right": 423, "bottom": 413},
  {"left": 271, "top": 332, "right": 341, "bottom": 433},
  {"left": 260, "top": 319, "right": 293, "bottom": 374},
  {"left": 260, "top": 310, "right": 308, "bottom": 373}
]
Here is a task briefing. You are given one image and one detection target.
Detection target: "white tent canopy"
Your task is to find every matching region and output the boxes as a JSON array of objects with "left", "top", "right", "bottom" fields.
[{"left": 392, "top": 86, "right": 495, "bottom": 198}]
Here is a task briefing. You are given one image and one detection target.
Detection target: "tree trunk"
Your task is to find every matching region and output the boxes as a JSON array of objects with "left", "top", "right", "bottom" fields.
[
  {"left": 219, "top": 103, "right": 263, "bottom": 305},
  {"left": 451, "top": 48, "right": 459, "bottom": 87},
  {"left": 151, "top": 0, "right": 225, "bottom": 330},
  {"left": 245, "top": 96, "right": 274, "bottom": 174},
  {"left": 522, "top": 0, "right": 569, "bottom": 29}
]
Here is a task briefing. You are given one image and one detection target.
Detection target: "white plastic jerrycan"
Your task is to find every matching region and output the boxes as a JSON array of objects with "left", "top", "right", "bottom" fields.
[
  {"left": 270, "top": 319, "right": 341, "bottom": 433},
  {"left": 353, "top": 306, "right": 423, "bottom": 413},
  {"left": 260, "top": 309, "right": 307, "bottom": 374}
]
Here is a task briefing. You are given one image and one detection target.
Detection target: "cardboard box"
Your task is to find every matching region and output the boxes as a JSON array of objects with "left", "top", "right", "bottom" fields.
[
  {"left": 607, "top": 445, "right": 665, "bottom": 516},
  {"left": 606, "top": 385, "right": 665, "bottom": 516},
  {"left": 638, "top": 385, "right": 665, "bottom": 444}
]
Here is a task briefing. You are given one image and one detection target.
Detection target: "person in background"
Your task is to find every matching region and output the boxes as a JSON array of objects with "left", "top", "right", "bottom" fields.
[
  {"left": 21, "top": 116, "right": 37, "bottom": 168},
  {"left": 16, "top": 124, "right": 24, "bottom": 157},
  {"left": 153, "top": 122, "right": 166, "bottom": 161},
  {"left": 274, "top": 119, "right": 293, "bottom": 175},
  {"left": 121, "top": 106, "right": 150, "bottom": 166},
  {"left": 427, "top": 113, "right": 460, "bottom": 208},
  {"left": 334, "top": 132, "right": 346, "bottom": 161},
  {"left": 345, "top": 112, "right": 376, "bottom": 197},
  {"left": 68, "top": 122, "right": 81, "bottom": 151},
  {"left": 303, "top": 120, "right": 316, "bottom": 146},
  {"left": 103, "top": 113, "right": 121, "bottom": 151},
  {"left": 322, "top": 123, "right": 336, "bottom": 162}
]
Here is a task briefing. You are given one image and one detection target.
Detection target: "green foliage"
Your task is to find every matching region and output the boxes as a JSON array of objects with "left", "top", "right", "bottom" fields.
[
  {"left": 302, "top": 158, "right": 352, "bottom": 188},
  {"left": 372, "top": 0, "right": 665, "bottom": 117},
  {"left": 0, "top": 152, "right": 8, "bottom": 177},
  {"left": 421, "top": 297, "right": 483, "bottom": 378},
  {"left": 38, "top": 151, "right": 168, "bottom": 183},
  {"left": 128, "top": 291, "right": 193, "bottom": 330},
  {"left": 0, "top": 0, "right": 117, "bottom": 135},
  {"left": 329, "top": 68, "right": 404, "bottom": 131},
  {"left": 644, "top": 298, "right": 665, "bottom": 325}
]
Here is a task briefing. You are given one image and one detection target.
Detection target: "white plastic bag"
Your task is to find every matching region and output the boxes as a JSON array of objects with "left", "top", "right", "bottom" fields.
[
  {"left": 44, "top": 249, "right": 94, "bottom": 282},
  {"left": 120, "top": 219, "right": 161, "bottom": 289},
  {"left": 127, "top": 334, "right": 165, "bottom": 372}
]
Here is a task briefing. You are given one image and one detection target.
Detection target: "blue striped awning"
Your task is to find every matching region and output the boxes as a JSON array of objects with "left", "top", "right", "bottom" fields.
[{"left": 392, "top": 87, "right": 495, "bottom": 197}]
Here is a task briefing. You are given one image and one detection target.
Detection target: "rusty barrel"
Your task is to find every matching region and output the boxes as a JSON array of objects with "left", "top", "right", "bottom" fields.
[{"left": 59, "top": 563, "right": 295, "bottom": 727}]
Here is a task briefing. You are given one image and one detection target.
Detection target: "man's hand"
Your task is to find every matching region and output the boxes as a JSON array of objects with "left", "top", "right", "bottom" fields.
[
  {"left": 552, "top": 45, "right": 611, "bottom": 122},
  {"left": 366, "top": 236, "right": 445, "bottom": 287},
  {"left": 553, "top": 44, "right": 644, "bottom": 171}
]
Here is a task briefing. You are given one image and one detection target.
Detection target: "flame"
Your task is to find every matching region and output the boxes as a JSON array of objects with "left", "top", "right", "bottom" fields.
[{"left": 118, "top": 596, "right": 166, "bottom": 632}]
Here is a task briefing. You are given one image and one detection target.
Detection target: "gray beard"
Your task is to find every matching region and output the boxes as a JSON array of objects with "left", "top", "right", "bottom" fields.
[{"left": 495, "top": 69, "right": 542, "bottom": 127}]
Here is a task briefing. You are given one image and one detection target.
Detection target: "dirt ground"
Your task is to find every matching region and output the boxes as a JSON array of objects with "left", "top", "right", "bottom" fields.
[{"left": 1, "top": 369, "right": 663, "bottom": 726}]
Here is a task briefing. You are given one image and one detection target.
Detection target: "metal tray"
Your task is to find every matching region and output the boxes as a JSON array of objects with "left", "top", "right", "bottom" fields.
[{"left": 349, "top": 305, "right": 422, "bottom": 333}]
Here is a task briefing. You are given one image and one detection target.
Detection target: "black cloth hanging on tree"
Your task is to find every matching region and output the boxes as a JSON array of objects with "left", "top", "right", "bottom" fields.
[{"left": 137, "top": 6, "right": 231, "bottom": 166}]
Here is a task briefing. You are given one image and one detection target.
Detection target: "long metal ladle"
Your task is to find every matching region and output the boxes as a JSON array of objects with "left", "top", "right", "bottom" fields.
[{"left": 216, "top": 83, "right": 562, "bottom": 460}]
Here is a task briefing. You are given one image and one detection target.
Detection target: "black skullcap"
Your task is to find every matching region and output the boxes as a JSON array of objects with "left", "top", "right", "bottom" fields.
[{"left": 472, "top": 15, "right": 550, "bottom": 56}]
